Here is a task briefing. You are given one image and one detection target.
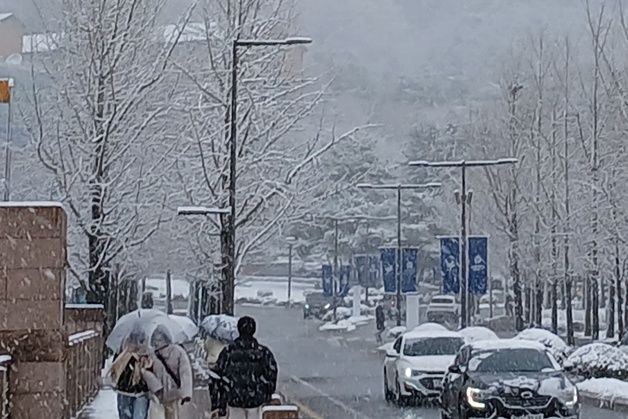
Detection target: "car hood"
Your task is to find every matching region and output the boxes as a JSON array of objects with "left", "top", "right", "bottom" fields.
[
  {"left": 403, "top": 355, "right": 455, "bottom": 372},
  {"left": 468, "top": 371, "right": 573, "bottom": 398}
]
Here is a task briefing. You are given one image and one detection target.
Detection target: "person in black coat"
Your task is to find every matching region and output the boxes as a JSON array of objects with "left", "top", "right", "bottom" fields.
[
  {"left": 215, "top": 316, "right": 277, "bottom": 419},
  {"left": 375, "top": 303, "right": 386, "bottom": 343}
]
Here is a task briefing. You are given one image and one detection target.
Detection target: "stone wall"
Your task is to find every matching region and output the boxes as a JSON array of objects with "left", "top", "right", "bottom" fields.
[{"left": 0, "top": 204, "right": 67, "bottom": 419}]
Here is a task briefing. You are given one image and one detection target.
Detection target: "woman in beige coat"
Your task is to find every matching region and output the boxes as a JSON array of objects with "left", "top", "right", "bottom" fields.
[{"left": 144, "top": 325, "right": 194, "bottom": 419}]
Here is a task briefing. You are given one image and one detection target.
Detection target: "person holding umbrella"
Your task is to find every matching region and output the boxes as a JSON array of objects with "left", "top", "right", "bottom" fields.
[
  {"left": 146, "top": 325, "right": 194, "bottom": 419},
  {"left": 109, "top": 329, "right": 155, "bottom": 419}
]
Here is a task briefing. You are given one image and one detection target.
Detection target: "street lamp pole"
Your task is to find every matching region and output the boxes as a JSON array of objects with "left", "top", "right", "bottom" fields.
[
  {"left": 286, "top": 236, "right": 297, "bottom": 309},
  {"left": 357, "top": 182, "right": 441, "bottom": 326},
  {"left": 408, "top": 159, "right": 517, "bottom": 328},
  {"left": 226, "top": 36, "right": 312, "bottom": 315}
]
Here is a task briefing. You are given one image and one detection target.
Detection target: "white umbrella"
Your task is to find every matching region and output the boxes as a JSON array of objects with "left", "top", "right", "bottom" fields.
[
  {"left": 170, "top": 315, "right": 199, "bottom": 341},
  {"left": 106, "top": 309, "right": 191, "bottom": 351}
]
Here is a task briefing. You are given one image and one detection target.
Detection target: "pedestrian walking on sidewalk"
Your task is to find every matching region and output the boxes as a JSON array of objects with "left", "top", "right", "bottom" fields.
[
  {"left": 110, "top": 330, "right": 154, "bottom": 419},
  {"left": 145, "top": 325, "right": 194, "bottom": 419},
  {"left": 375, "top": 302, "right": 386, "bottom": 344},
  {"left": 215, "top": 316, "right": 278, "bottom": 419}
]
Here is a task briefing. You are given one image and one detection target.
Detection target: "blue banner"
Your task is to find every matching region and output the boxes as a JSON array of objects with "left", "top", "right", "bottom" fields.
[
  {"left": 469, "top": 236, "right": 488, "bottom": 294},
  {"left": 440, "top": 237, "right": 460, "bottom": 294},
  {"left": 401, "top": 248, "right": 418, "bottom": 293},
  {"left": 322, "top": 264, "right": 333, "bottom": 297},
  {"left": 368, "top": 255, "right": 380, "bottom": 288},
  {"left": 380, "top": 247, "right": 397, "bottom": 293},
  {"left": 339, "top": 265, "right": 351, "bottom": 297},
  {"left": 354, "top": 255, "right": 368, "bottom": 287}
]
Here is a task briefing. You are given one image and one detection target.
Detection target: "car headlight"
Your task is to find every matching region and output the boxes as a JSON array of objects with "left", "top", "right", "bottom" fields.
[
  {"left": 466, "top": 387, "right": 487, "bottom": 410},
  {"left": 404, "top": 367, "right": 412, "bottom": 378},
  {"left": 304, "top": 304, "right": 310, "bottom": 309},
  {"left": 323, "top": 303, "right": 331, "bottom": 310},
  {"left": 560, "top": 386, "right": 578, "bottom": 407}
]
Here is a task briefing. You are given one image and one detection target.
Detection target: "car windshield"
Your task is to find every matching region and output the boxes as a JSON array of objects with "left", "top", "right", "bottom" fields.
[
  {"left": 403, "top": 337, "right": 464, "bottom": 356},
  {"left": 469, "top": 348, "right": 558, "bottom": 373}
]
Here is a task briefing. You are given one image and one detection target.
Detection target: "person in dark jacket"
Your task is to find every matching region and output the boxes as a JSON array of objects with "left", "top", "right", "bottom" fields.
[
  {"left": 215, "top": 316, "right": 277, "bottom": 419},
  {"left": 375, "top": 302, "right": 386, "bottom": 343}
]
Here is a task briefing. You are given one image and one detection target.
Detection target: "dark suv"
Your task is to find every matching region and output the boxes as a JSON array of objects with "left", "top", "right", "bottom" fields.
[{"left": 440, "top": 339, "right": 580, "bottom": 419}]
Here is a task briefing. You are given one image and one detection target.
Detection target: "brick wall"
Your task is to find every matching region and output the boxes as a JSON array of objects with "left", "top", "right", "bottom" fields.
[{"left": 0, "top": 204, "right": 68, "bottom": 419}]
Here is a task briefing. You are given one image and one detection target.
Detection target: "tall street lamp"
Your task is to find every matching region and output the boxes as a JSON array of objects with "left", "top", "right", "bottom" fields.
[
  {"left": 225, "top": 36, "right": 313, "bottom": 316},
  {"left": 408, "top": 159, "right": 517, "bottom": 328},
  {"left": 357, "top": 183, "right": 441, "bottom": 326}
]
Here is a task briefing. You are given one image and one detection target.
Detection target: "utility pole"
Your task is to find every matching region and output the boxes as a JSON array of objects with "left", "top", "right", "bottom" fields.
[
  {"left": 166, "top": 269, "right": 173, "bottom": 314},
  {"left": 225, "top": 37, "right": 312, "bottom": 316},
  {"left": 286, "top": 236, "right": 297, "bottom": 309},
  {"left": 409, "top": 159, "right": 517, "bottom": 328},
  {"left": 357, "top": 182, "right": 441, "bottom": 326}
]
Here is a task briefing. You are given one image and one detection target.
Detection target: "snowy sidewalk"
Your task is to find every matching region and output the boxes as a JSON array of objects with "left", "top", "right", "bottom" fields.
[{"left": 76, "top": 387, "right": 212, "bottom": 419}]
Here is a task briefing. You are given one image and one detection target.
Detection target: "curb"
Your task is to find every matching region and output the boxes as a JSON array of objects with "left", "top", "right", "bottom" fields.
[{"left": 580, "top": 390, "right": 628, "bottom": 413}]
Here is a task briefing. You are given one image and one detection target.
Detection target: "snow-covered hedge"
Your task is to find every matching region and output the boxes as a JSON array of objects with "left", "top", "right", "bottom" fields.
[
  {"left": 564, "top": 343, "right": 628, "bottom": 379},
  {"left": 516, "top": 328, "right": 570, "bottom": 363}
]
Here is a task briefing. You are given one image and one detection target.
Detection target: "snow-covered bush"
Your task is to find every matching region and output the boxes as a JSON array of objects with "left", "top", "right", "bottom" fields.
[
  {"left": 564, "top": 343, "right": 628, "bottom": 379},
  {"left": 516, "top": 328, "right": 570, "bottom": 363},
  {"left": 256, "top": 289, "right": 274, "bottom": 298}
]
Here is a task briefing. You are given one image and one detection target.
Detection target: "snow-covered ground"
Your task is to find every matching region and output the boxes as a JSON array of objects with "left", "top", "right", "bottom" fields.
[
  {"left": 75, "top": 387, "right": 116, "bottom": 419},
  {"left": 235, "top": 277, "right": 316, "bottom": 305},
  {"left": 145, "top": 277, "right": 190, "bottom": 299},
  {"left": 578, "top": 378, "right": 628, "bottom": 406}
]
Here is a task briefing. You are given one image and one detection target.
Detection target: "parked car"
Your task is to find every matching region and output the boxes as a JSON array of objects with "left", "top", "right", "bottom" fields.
[
  {"left": 440, "top": 339, "right": 580, "bottom": 419},
  {"left": 303, "top": 292, "right": 334, "bottom": 319},
  {"left": 426, "top": 295, "right": 459, "bottom": 325},
  {"left": 383, "top": 329, "right": 465, "bottom": 405}
]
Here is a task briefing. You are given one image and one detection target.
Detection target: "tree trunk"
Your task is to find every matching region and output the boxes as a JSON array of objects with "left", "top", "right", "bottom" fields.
[
  {"left": 592, "top": 275, "right": 599, "bottom": 340},
  {"left": 617, "top": 247, "right": 624, "bottom": 339},
  {"left": 585, "top": 276, "right": 592, "bottom": 336},
  {"left": 607, "top": 276, "right": 615, "bottom": 339}
]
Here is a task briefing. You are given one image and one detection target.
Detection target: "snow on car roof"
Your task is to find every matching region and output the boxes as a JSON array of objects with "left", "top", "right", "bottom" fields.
[
  {"left": 404, "top": 329, "right": 463, "bottom": 340},
  {"left": 469, "top": 338, "right": 546, "bottom": 352}
]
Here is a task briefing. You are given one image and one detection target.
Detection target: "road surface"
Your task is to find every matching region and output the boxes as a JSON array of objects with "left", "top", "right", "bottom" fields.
[{"left": 238, "top": 304, "right": 627, "bottom": 419}]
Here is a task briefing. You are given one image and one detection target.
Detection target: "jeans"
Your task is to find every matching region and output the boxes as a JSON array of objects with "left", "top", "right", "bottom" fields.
[{"left": 117, "top": 394, "right": 149, "bottom": 419}]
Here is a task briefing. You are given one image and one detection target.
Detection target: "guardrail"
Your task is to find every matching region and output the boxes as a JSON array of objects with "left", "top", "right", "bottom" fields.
[
  {"left": 0, "top": 355, "right": 12, "bottom": 419},
  {"left": 66, "top": 330, "right": 102, "bottom": 417}
]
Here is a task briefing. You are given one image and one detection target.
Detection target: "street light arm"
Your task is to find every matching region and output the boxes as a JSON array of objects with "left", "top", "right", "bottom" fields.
[
  {"left": 177, "top": 206, "right": 231, "bottom": 216},
  {"left": 358, "top": 182, "right": 441, "bottom": 190},
  {"left": 236, "top": 37, "right": 313, "bottom": 47}
]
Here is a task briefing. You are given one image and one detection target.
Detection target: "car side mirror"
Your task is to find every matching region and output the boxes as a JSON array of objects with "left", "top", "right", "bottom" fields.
[{"left": 386, "top": 349, "right": 399, "bottom": 358}]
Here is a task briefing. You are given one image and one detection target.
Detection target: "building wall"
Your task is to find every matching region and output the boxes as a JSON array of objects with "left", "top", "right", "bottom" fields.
[
  {"left": 0, "top": 17, "right": 25, "bottom": 57},
  {"left": 0, "top": 204, "right": 67, "bottom": 419}
]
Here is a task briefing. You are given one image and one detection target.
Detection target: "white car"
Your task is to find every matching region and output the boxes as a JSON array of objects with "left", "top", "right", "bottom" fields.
[
  {"left": 426, "top": 295, "right": 459, "bottom": 325},
  {"left": 383, "top": 329, "right": 466, "bottom": 405}
]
